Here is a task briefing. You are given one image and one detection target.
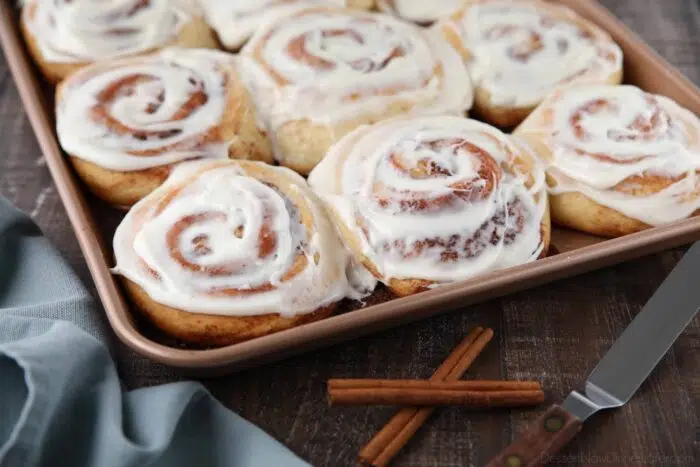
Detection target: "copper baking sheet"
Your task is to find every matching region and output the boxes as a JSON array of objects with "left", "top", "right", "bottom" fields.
[{"left": 2, "top": 0, "right": 700, "bottom": 376}]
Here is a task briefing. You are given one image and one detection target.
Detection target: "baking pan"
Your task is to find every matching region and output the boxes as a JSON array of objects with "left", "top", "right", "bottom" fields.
[{"left": 2, "top": 0, "right": 700, "bottom": 376}]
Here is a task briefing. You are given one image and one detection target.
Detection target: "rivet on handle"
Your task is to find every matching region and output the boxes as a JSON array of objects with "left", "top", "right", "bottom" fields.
[
  {"left": 544, "top": 416, "right": 564, "bottom": 432},
  {"left": 506, "top": 455, "right": 522, "bottom": 467}
]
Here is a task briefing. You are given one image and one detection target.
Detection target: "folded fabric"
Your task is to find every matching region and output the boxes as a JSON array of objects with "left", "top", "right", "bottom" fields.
[{"left": 0, "top": 197, "right": 310, "bottom": 467}]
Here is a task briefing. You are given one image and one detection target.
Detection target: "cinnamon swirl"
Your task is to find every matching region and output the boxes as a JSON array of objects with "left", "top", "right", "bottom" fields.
[
  {"left": 309, "top": 116, "right": 550, "bottom": 297},
  {"left": 20, "top": 0, "right": 218, "bottom": 83},
  {"left": 56, "top": 48, "right": 273, "bottom": 207},
  {"left": 437, "top": 0, "right": 623, "bottom": 128},
  {"left": 199, "top": 0, "right": 374, "bottom": 51},
  {"left": 515, "top": 85, "right": 700, "bottom": 237},
  {"left": 238, "top": 6, "right": 474, "bottom": 175},
  {"left": 113, "top": 160, "right": 355, "bottom": 345}
]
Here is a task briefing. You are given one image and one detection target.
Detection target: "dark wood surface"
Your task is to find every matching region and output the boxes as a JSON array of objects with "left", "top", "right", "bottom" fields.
[{"left": 2, "top": 1, "right": 700, "bottom": 466}]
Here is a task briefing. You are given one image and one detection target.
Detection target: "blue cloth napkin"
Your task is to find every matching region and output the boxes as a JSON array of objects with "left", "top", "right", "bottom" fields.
[{"left": 0, "top": 197, "right": 310, "bottom": 467}]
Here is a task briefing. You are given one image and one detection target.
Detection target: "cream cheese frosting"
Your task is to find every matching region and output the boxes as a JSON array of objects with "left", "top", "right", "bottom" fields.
[
  {"left": 516, "top": 85, "right": 700, "bottom": 226},
  {"left": 113, "top": 160, "right": 362, "bottom": 316},
  {"left": 56, "top": 48, "right": 241, "bottom": 171},
  {"left": 309, "top": 116, "right": 547, "bottom": 285},
  {"left": 438, "top": 0, "right": 622, "bottom": 107},
  {"left": 237, "top": 7, "right": 473, "bottom": 129},
  {"left": 198, "top": 0, "right": 348, "bottom": 50}
]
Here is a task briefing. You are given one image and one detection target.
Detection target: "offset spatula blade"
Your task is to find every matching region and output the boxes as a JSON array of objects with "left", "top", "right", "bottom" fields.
[
  {"left": 488, "top": 241, "right": 700, "bottom": 467},
  {"left": 573, "top": 240, "right": 700, "bottom": 419}
]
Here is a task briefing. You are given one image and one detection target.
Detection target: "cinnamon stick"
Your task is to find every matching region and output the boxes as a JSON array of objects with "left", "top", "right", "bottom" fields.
[
  {"left": 358, "top": 326, "right": 494, "bottom": 467},
  {"left": 329, "top": 379, "right": 541, "bottom": 391},
  {"left": 330, "top": 388, "right": 545, "bottom": 407}
]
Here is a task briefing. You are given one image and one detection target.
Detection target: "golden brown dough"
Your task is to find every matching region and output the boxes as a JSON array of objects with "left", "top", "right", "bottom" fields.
[
  {"left": 124, "top": 280, "right": 335, "bottom": 346},
  {"left": 113, "top": 160, "right": 353, "bottom": 346},
  {"left": 437, "top": 0, "right": 623, "bottom": 128},
  {"left": 55, "top": 48, "right": 273, "bottom": 207},
  {"left": 470, "top": 71, "right": 623, "bottom": 130},
  {"left": 309, "top": 115, "right": 550, "bottom": 297},
  {"left": 271, "top": 100, "right": 422, "bottom": 175},
  {"left": 238, "top": 6, "right": 473, "bottom": 175},
  {"left": 514, "top": 84, "right": 700, "bottom": 237},
  {"left": 547, "top": 191, "right": 649, "bottom": 238}
]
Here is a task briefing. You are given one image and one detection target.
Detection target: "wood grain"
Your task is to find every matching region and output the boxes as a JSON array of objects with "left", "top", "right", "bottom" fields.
[{"left": 1, "top": 1, "right": 699, "bottom": 466}]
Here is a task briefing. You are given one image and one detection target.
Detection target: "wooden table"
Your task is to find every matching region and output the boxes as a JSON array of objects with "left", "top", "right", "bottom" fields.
[{"left": 2, "top": 1, "right": 699, "bottom": 465}]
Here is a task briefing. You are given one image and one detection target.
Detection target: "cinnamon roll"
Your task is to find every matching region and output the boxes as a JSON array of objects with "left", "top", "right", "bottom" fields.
[
  {"left": 309, "top": 116, "right": 550, "bottom": 297},
  {"left": 238, "top": 6, "right": 474, "bottom": 175},
  {"left": 437, "top": 0, "right": 623, "bottom": 128},
  {"left": 56, "top": 48, "right": 273, "bottom": 207},
  {"left": 20, "top": 0, "right": 218, "bottom": 83},
  {"left": 378, "top": 0, "right": 466, "bottom": 24},
  {"left": 113, "top": 160, "right": 355, "bottom": 345},
  {"left": 515, "top": 85, "right": 700, "bottom": 237},
  {"left": 198, "top": 0, "right": 374, "bottom": 51}
]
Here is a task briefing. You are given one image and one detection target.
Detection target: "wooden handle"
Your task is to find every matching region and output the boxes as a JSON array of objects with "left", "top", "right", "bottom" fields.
[{"left": 486, "top": 404, "right": 582, "bottom": 467}]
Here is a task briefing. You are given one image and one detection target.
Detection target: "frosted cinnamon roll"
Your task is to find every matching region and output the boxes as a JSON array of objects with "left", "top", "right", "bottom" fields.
[
  {"left": 309, "top": 116, "right": 550, "bottom": 297},
  {"left": 378, "top": 0, "right": 466, "bottom": 24},
  {"left": 437, "top": 0, "right": 623, "bottom": 128},
  {"left": 238, "top": 7, "right": 473, "bottom": 175},
  {"left": 515, "top": 85, "right": 700, "bottom": 237},
  {"left": 20, "top": 0, "right": 217, "bottom": 83},
  {"left": 56, "top": 48, "right": 273, "bottom": 207},
  {"left": 198, "top": 0, "right": 374, "bottom": 51},
  {"left": 113, "top": 160, "right": 354, "bottom": 345}
]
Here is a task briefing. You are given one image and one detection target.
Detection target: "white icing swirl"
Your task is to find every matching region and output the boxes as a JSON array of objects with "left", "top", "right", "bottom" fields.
[
  {"left": 22, "top": 0, "right": 198, "bottom": 63},
  {"left": 438, "top": 0, "right": 622, "bottom": 107},
  {"left": 378, "top": 0, "right": 466, "bottom": 23},
  {"left": 238, "top": 7, "right": 473, "bottom": 127},
  {"left": 113, "top": 160, "right": 355, "bottom": 316},
  {"left": 199, "top": 0, "right": 348, "bottom": 50},
  {"left": 56, "top": 48, "right": 241, "bottom": 171},
  {"left": 516, "top": 85, "right": 700, "bottom": 226},
  {"left": 309, "top": 116, "right": 547, "bottom": 285}
]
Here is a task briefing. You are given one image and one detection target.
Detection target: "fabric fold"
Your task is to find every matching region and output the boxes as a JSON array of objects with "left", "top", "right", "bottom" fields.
[{"left": 0, "top": 197, "right": 309, "bottom": 467}]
